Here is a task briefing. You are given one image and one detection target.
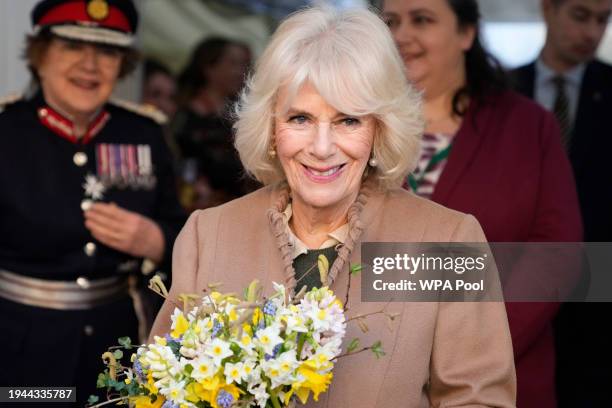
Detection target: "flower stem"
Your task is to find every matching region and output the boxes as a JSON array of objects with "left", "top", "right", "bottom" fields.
[
  {"left": 270, "top": 389, "right": 282, "bottom": 408},
  {"left": 87, "top": 396, "right": 128, "bottom": 408}
]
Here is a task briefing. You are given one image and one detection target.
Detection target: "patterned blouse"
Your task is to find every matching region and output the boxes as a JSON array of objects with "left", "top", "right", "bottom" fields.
[{"left": 405, "top": 132, "right": 454, "bottom": 199}]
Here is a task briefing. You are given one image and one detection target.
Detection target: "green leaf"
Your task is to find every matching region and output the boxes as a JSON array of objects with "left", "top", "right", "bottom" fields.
[
  {"left": 184, "top": 364, "right": 194, "bottom": 375},
  {"left": 371, "top": 341, "right": 386, "bottom": 359},
  {"left": 87, "top": 395, "right": 100, "bottom": 405},
  {"left": 118, "top": 336, "right": 132, "bottom": 349},
  {"left": 350, "top": 264, "right": 363, "bottom": 275},
  {"left": 347, "top": 338, "right": 360, "bottom": 353},
  {"left": 96, "top": 372, "right": 109, "bottom": 389},
  {"left": 113, "top": 349, "right": 124, "bottom": 360}
]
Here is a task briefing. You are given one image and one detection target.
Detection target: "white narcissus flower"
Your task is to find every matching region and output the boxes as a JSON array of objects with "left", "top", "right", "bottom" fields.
[
  {"left": 262, "top": 350, "right": 298, "bottom": 388},
  {"left": 240, "top": 359, "right": 254, "bottom": 379},
  {"left": 205, "top": 338, "right": 233, "bottom": 365},
  {"left": 254, "top": 324, "right": 283, "bottom": 355},
  {"left": 224, "top": 362, "right": 245, "bottom": 384},
  {"left": 190, "top": 355, "right": 217, "bottom": 381},
  {"left": 159, "top": 379, "right": 187, "bottom": 405},
  {"left": 283, "top": 305, "right": 309, "bottom": 334},
  {"left": 248, "top": 382, "right": 270, "bottom": 408}
]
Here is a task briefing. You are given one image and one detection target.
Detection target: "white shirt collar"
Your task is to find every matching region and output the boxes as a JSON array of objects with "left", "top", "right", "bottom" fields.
[{"left": 536, "top": 57, "right": 586, "bottom": 87}]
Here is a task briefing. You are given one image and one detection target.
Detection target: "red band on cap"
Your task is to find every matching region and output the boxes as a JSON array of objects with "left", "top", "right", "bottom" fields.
[{"left": 38, "top": 2, "right": 132, "bottom": 33}]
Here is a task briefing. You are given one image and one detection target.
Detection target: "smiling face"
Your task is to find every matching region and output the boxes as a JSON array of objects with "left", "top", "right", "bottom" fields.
[
  {"left": 382, "top": 0, "right": 475, "bottom": 96},
  {"left": 273, "top": 83, "right": 375, "bottom": 214},
  {"left": 543, "top": 0, "right": 611, "bottom": 69},
  {"left": 36, "top": 38, "right": 122, "bottom": 118}
]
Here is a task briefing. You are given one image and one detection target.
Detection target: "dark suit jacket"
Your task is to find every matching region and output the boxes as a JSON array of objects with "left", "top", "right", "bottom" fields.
[
  {"left": 512, "top": 60, "right": 612, "bottom": 241},
  {"left": 430, "top": 90, "right": 582, "bottom": 408},
  {"left": 512, "top": 60, "right": 612, "bottom": 408}
]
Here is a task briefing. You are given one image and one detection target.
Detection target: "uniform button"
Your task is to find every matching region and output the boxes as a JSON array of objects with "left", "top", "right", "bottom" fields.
[
  {"left": 38, "top": 108, "right": 48, "bottom": 118},
  {"left": 76, "top": 276, "right": 91, "bottom": 289},
  {"left": 73, "top": 152, "right": 88, "bottom": 167},
  {"left": 84, "top": 242, "right": 97, "bottom": 256},
  {"left": 81, "top": 199, "right": 93, "bottom": 211},
  {"left": 84, "top": 325, "right": 94, "bottom": 336}
]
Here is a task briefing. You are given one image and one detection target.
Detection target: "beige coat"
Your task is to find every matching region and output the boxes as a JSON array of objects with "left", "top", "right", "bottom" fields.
[{"left": 150, "top": 182, "right": 516, "bottom": 407}]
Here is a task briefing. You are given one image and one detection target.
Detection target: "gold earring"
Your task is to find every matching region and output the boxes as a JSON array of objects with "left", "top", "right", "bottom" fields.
[{"left": 268, "top": 145, "right": 277, "bottom": 158}]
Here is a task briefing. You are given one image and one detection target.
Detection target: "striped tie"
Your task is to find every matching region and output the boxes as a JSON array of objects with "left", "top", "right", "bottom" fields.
[{"left": 552, "top": 75, "right": 572, "bottom": 150}]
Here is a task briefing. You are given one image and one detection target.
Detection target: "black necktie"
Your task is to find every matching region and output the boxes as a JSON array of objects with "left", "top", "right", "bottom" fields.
[{"left": 552, "top": 75, "right": 572, "bottom": 150}]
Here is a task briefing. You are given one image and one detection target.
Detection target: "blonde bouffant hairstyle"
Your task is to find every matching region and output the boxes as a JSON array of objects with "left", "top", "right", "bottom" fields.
[{"left": 234, "top": 6, "right": 423, "bottom": 189}]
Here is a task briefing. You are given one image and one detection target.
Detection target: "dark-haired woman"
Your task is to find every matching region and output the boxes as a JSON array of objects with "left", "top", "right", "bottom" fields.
[
  {"left": 172, "top": 37, "right": 255, "bottom": 210},
  {"left": 382, "top": 0, "right": 582, "bottom": 407}
]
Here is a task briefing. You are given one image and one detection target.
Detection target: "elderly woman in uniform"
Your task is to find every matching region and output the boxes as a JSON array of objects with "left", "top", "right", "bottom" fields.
[
  {"left": 0, "top": 0, "right": 185, "bottom": 405},
  {"left": 151, "top": 6, "right": 515, "bottom": 407}
]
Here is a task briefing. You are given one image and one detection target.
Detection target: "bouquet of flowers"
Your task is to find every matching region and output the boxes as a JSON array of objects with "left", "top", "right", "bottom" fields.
[
  {"left": 89, "top": 279, "right": 355, "bottom": 408},
  {"left": 89, "top": 261, "right": 393, "bottom": 408}
]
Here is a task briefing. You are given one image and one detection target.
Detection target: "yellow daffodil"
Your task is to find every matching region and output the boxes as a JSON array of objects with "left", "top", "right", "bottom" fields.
[
  {"left": 146, "top": 372, "right": 158, "bottom": 394},
  {"left": 285, "top": 362, "right": 333, "bottom": 404},
  {"left": 171, "top": 312, "right": 189, "bottom": 339},
  {"left": 186, "top": 382, "right": 208, "bottom": 404},
  {"left": 130, "top": 395, "right": 165, "bottom": 408},
  {"left": 252, "top": 308, "right": 263, "bottom": 325}
]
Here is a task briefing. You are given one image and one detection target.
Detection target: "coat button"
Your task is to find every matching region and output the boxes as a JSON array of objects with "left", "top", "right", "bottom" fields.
[
  {"left": 76, "top": 276, "right": 91, "bottom": 289},
  {"left": 73, "top": 152, "right": 88, "bottom": 166},
  {"left": 84, "top": 242, "right": 97, "bottom": 256},
  {"left": 81, "top": 199, "right": 93, "bottom": 211},
  {"left": 84, "top": 325, "right": 94, "bottom": 336}
]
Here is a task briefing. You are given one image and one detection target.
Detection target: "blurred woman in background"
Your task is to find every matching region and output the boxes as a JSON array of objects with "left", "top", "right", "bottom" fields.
[
  {"left": 172, "top": 37, "right": 255, "bottom": 210},
  {"left": 381, "top": 0, "right": 582, "bottom": 406}
]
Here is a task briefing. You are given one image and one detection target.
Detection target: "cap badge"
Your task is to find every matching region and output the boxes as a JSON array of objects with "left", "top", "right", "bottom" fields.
[{"left": 87, "top": 0, "right": 110, "bottom": 21}]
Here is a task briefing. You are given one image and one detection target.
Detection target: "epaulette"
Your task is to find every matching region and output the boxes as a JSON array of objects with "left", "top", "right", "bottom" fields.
[
  {"left": 0, "top": 92, "right": 23, "bottom": 113},
  {"left": 109, "top": 98, "right": 168, "bottom": 125}
]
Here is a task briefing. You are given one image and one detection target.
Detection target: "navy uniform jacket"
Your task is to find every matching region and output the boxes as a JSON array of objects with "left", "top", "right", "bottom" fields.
[
  {"left": 0, "top": 91, "right": 186, "bottom": 405},
  {"left": 512, "top": 60, "right": 612, "bottom": 407}
]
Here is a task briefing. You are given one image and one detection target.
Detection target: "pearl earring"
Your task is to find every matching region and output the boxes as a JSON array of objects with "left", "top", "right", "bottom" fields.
[{"left": 368, "top": 157, "right": 378, "bottom": 167}]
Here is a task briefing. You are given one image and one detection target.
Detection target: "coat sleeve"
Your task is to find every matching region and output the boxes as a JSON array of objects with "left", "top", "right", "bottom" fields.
[
  {"left": 149, "top": 210, "right": 202, "bottom": 341},
  {"left": 429, "top": 214, "right": 517, "bottom": 407}
]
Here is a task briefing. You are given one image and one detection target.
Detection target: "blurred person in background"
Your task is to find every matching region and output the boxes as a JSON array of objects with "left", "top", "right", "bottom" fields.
[
  {"left": 172, "top": 37, "right": 257, "bottom": 210},
  {"left": 0, "top": 0, "right": 185, "bottom": 405},
  {"left": 381, "top": 0, "right": 582, "bottom": 407},
  {"left": 141, "top": 58, "right": 177, "bottom": 120},
  {"left": 512, "top": 1, "right": 612, "bottom": 406}
]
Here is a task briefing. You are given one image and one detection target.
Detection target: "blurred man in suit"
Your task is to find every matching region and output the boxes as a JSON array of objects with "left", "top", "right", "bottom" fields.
[{"left": 512, "top": 1, "right": 612, "bottom": 406}]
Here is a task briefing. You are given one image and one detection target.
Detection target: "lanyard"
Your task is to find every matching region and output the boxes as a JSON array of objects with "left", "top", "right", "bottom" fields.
[{"left": 407, "top": 143, "right": 453, "bottom": 192}]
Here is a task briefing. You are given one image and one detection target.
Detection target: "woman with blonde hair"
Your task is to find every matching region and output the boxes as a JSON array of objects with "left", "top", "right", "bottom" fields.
[{"left": 151, "top": 6, "right": 516, "bottom": 406}]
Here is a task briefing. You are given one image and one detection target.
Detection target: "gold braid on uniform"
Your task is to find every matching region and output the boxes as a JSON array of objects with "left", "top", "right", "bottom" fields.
[
  {"left": 109, "top": 98, "right": 168, "bottom": 125},
  {"left": 0, "top": 93, "right": 23, "bottom": 113}
]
